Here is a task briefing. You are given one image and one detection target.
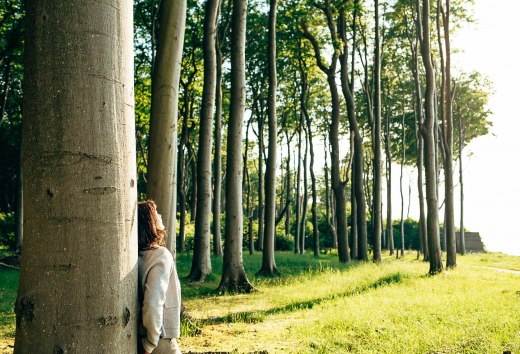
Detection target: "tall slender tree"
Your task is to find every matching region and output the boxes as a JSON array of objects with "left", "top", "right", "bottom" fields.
[
  {"left": 417, "top": 0, "right": 443, "bottom": 274},
  {"left": 372, "top": 0, "right": 382, "bottom": 262},
  {"left": 189, "top": 0, "right": 221, "bottom": 282},
  {"left": 259, "top": 0, "right": 280, "bottom": 275},
  {"left": 217, "top": 0, "right": 255, "bottom": 293},
  {"left": 15, "top": 1, "right": 137, "bottom": 351},
  {"left": 147, "top": 0, "right": 187, "bottom": 252}
]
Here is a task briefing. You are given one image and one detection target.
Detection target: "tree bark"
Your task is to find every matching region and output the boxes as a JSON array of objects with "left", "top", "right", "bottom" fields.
[
  {"left": 147, "top": 0, "right": 187, "bottom": 253},
  {"left": 384, "top": 111, "right": 394, "bottom": 255},
  {"left": 217, "top": 0, "right": 254, "bottom": 293},
  {"left": 440, "top": 0, "right": 456, "bottom": 268},
  {"left": 411, "top": 13, "right": 429, "bottom": 260},
  {"left": 400, "top": 110, "right": 406, "bottom": 257},
  {"left": 16, "top": 1, "right": 137, "bottom": 351},
  {"left": 302, "top": 9, "right": 349, "bottom": 262},
  {"left": 177, "top": 90, "right": 189, "bottom": 252},
  {"left": 212, "top": 11, "right": 225, "bottom": 257},
  {"left": 418, "top": 0, "right": 443, "bottom": 274},
  {"left": 259, "top": 0, "right": 279, "bottom": 275},
  {"left": 299, "top": 124, "right": 308, "bottom": 254},
  {"left": 338, "top": 8, "right": 367, "bottom": 261},
  {"left": 294, "top": 120, "right": 302, "bottom": 254},
  {"left": 284, "top": 132, "right": 292, "bottom": 238},
  {"left": 458, "top": 107, "right": 465, "bottom": 255},
  {"left": 189, "top": 0, "right": 220, "bottom": 282},
  {"left": 372, "top": 0, "right": 382, "bottom": 262}
]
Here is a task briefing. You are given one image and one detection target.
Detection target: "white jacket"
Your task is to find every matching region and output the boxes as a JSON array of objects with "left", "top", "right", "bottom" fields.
[{"left": 138, "top": 247, "right": 181, "bottom": 353}]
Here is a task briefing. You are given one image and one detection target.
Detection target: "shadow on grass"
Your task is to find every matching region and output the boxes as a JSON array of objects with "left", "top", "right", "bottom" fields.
[{"left": 197, "top": 272, "right": 408, "bottom": 327}]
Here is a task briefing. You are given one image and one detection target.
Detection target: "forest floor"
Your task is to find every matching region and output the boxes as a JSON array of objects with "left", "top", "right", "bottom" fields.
[{"left": 1, "top": 251, "right": 519, "bottom": 353}]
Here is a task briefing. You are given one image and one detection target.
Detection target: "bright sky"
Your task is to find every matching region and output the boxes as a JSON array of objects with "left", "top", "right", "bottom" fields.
[
  {"left": 452, "top": 0, "right": 520, "bottom": 255},
  {"left": 394, "top": 0, "right": 520, "bottom": 256}
]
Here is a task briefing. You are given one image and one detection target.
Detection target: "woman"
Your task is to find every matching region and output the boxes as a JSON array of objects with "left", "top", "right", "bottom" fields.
[{"left": 138, "top": 200, "right": 182, "bottom": 354}]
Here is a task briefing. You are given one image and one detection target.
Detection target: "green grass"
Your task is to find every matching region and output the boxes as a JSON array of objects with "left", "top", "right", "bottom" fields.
[{"left": 1, "top": 252, "right": 519, "bottom": 353}]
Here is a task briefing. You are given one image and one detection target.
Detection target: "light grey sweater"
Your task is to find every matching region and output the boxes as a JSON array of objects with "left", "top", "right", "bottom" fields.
[{"left": 138, "top": 247, "right": 181, "bottom": 353}]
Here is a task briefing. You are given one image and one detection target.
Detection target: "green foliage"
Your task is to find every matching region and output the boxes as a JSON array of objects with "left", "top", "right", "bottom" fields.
[{"left": 0, "top": 213, "right": 15, "bottom": 250}]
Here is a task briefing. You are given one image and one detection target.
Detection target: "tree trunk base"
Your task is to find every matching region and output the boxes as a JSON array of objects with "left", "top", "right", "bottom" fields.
[
  {"left": 256, "top": 267, "right": 280, "bottom": 277},
  {"left": 217, "top": 277, "right": 256, "bottom": 295},
  {"left": 188, "top": 269, "right": 211, "bottom": 283}
]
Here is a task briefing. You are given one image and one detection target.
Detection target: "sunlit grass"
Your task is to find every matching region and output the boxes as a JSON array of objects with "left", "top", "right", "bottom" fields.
[{"left": 1, "top": 252, "right": 519, "bottom": 353}]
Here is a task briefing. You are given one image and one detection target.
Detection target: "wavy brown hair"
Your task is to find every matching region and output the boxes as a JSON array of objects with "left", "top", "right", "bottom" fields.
[{"left": 138, "top": 200, "right": 166, "bottom": 251}]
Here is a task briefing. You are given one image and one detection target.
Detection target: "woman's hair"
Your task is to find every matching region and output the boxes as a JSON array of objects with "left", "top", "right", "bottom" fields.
[{"left": 138, "top": 200, "right": 166, "bottom": 251}]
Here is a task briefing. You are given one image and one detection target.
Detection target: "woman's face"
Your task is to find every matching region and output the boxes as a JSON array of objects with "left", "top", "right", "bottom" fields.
[{"left": 156, "top": 211, "right": 165, "bottom": 231}]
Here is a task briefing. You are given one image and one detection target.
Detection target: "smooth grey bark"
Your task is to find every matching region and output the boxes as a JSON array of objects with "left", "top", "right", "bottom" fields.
[
  {"left": 323, "top": 137, "right": 337, "bottom": 248},
  {"left": 217, "top": 0, "right": 254, "bottom": 293},
  {"left": 147, "top": 0, "right": 186, "bottom": 253},
  {"left": 418, "top": 0, "right": 443, "bottom": 274},
  {"left": 440, "top": 0, "right": 456, "bottom": 268},
  {"left": 284, "top": 132, "right": 292, "bottom": 238},
  {"left": 299, "top": 57, "right": 319, "bottom": 257},
  {"left": 372, "top": 0, "right": 382, "bottom": 262},
  {"left": 189, "top": 0, "right": 220, "bottom": 282},
  {"left": 294, "top": 120, "right": 302, "bottom": 254},
  {"left": 458, "top": 108, "right": 465, "bottom": 255},
  {"left": 299, "top": 125, "right": 308, "bottom": 254},
  {"left": 212, "top": 10, "right": 225, "bottom": 257},
  {"left": 302, "top": 8, "right": 350, "bottom": 262},
  {"left": 15, "top": 1, "right": 137, "bottom": 351},
  {"left": 339, "top": 8, "right": 367, "bottom": 261},
  {"left": 411, "top": 11, "right": 429, "bottom": 260},
  {"left": 177, "top": 86, "right": 189, "bottom": 252},
  {"left": 259, "top": 0, "right": 279, "bottom": 275},
  {"left": 400, "top": 111, "right": 406, "bottom": 257},
  {"left": 384, "top": 111, "right": 394, "bottom": 255},
  {"left": 257, "top": 105, "right": 264, "bottom": 251}
]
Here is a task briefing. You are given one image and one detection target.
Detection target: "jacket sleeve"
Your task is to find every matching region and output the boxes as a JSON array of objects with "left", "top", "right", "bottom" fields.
[{"left": 141, "top": 250, "right": 173, "bottom": 353}]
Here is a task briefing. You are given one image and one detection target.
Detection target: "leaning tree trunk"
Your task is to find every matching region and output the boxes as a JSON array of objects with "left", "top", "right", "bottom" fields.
[
  {"left": 15, "top": 1, "right": 137, "bottom": 351},
  {"left": 217, "top": 0, "right": 254, "bottom": 293},
  {"left": 147, "top": 0, "right": 186, "bottom": 253},
  {"left": 189, "top": 0, "right": 220, "bottom": 282},
  {"left": 418, "top": 0, "right": 443, "bottom": 274},
  {"left": 259, "top": 0, "right": 279, "bottom": 275}
]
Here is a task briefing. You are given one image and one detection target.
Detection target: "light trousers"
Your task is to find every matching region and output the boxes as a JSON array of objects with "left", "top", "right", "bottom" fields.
[{"left": 151, "top": 338, "right": 181, "bottom": 354}]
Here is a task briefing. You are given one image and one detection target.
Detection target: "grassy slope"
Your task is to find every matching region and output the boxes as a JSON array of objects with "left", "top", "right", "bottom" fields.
[{"left": 1, "top": 252, "right": 519, "bottom": 353}]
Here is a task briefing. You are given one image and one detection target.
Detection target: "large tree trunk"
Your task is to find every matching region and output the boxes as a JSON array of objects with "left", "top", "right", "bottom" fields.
[
  {"left": 372, "top": 0, "right": 382, "bottom": 263},
  {"left": 217, "top": 0, "right": 254, "bottom": 293},
  {"left": 440, "top": 0, "right": 456, "bottom": 268},
  {"left": 15, "top": 1, "right": 137, "bottom": 351},
  {"left": 189, "top": 0, "right": 220, "bottom": 282},
  {"left": 147, "top": 0, "right": 186, "bottom": 253},
  {"left": 258, "top": 0, "right": 279, "bottom": 275},
  {"left": 418, "top": 0, "right": 443, "bottom": 274}
]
